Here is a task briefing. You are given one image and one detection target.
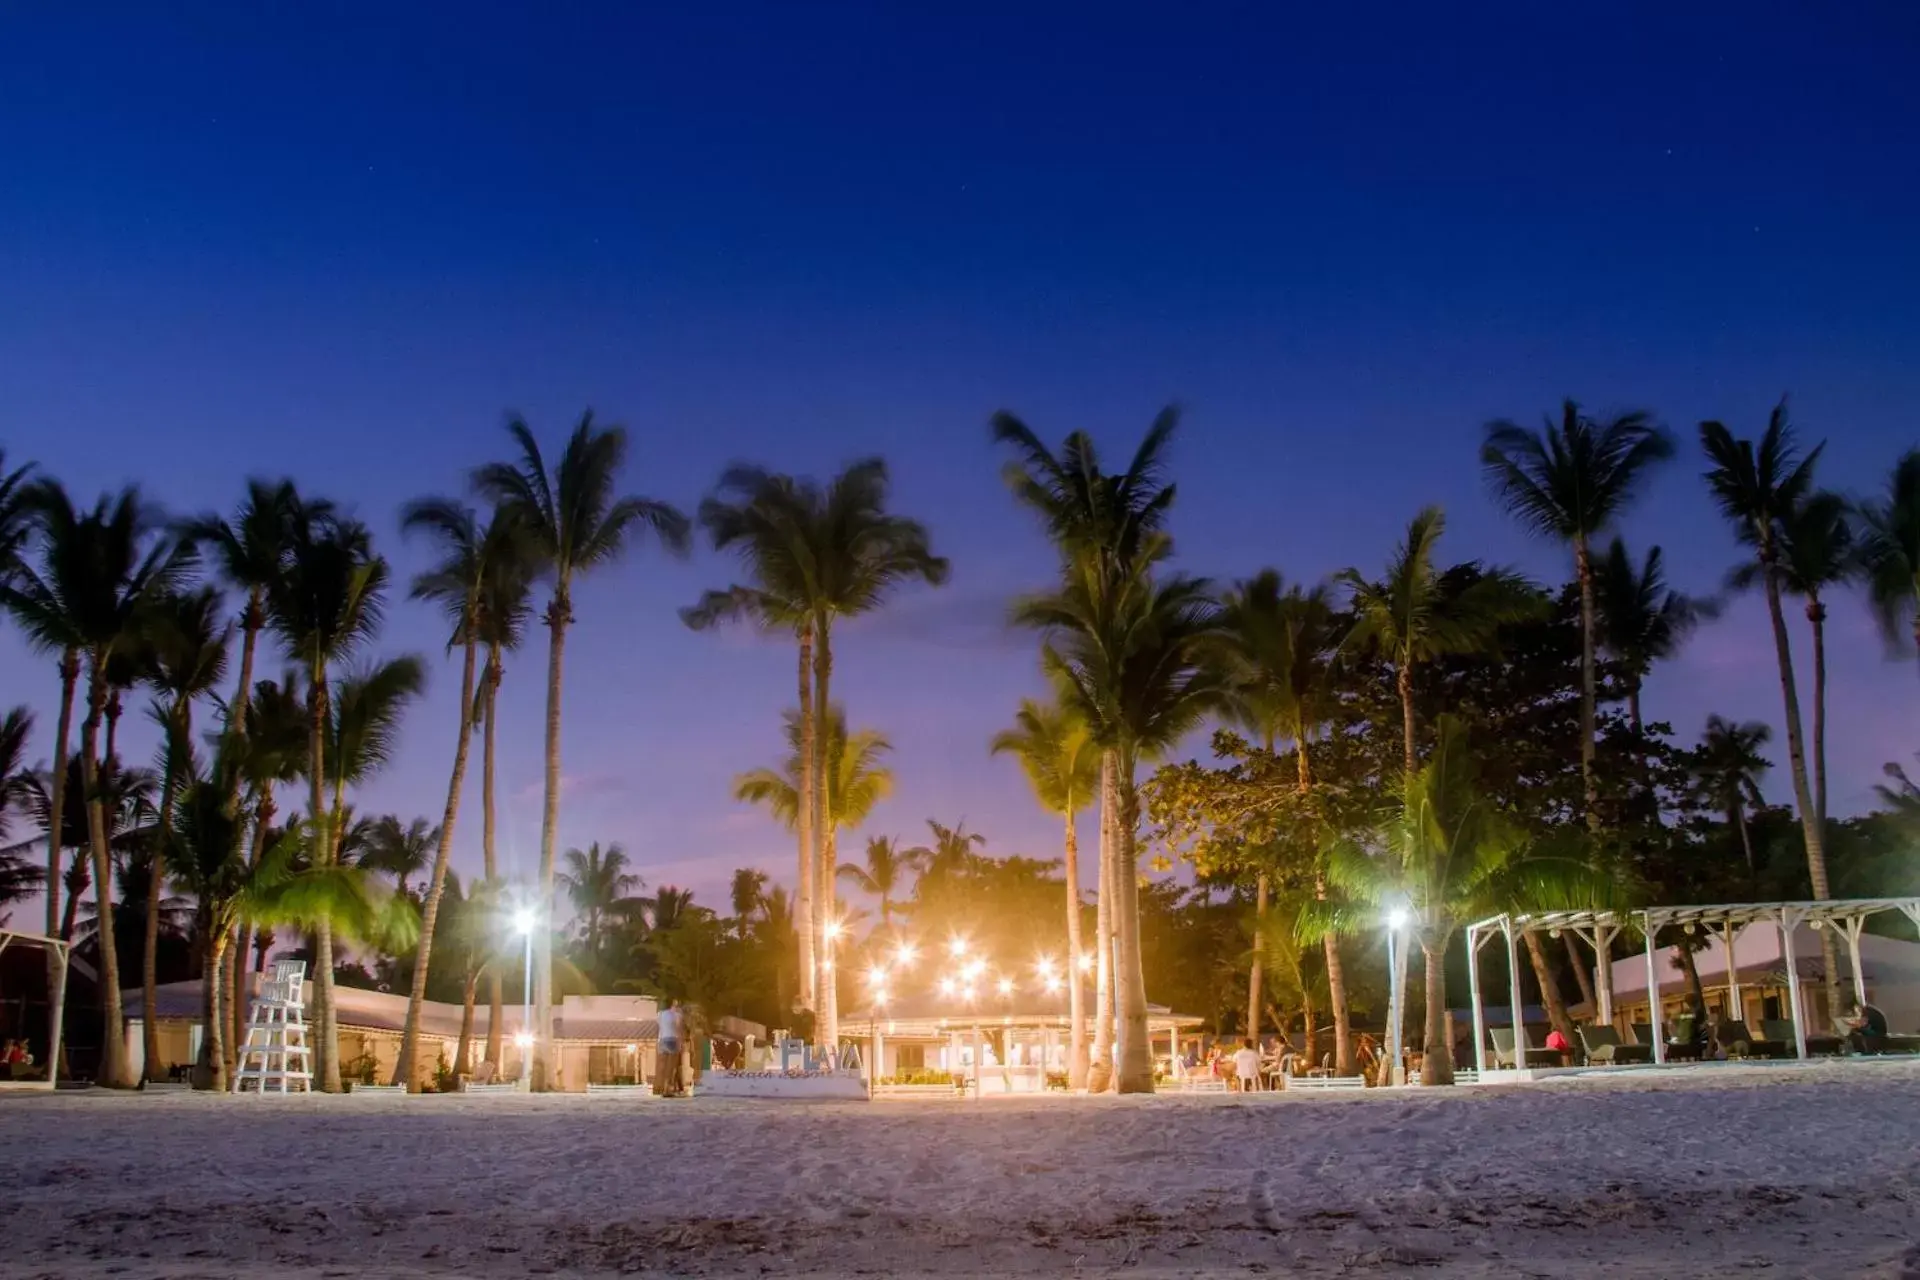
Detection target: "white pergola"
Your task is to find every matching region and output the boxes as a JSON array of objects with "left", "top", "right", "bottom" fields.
[
  {"left": 0, "top": 927, "right": 71, "bottom": 1090},
  {"left": 1463, "top": 898, "right": 1920, "bottom": 1074}
]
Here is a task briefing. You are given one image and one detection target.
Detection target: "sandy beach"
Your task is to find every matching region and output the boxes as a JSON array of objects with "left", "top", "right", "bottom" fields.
[{"left": 3, "top": 1061, "right": 1919, "bottom": 1278}]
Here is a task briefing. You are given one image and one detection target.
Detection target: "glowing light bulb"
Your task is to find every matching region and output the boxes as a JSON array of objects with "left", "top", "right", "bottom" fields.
[
  {"left": 949, "top": 937, "right": 968, "bottom": 959},
  {"left": 867, "top": 964, "right": 888, "bottom": 988},
  {"left": 938, "top": 976, "right": 957, "bottom": 997},
  {"left": 1076, "top": 952, "right": 1094, "bottom": 973},
  {"left": 1386, "top": 908, "right": 1409, "bottom": 931},
  {"left": 997, "top": 978, "right": 1014, "bottom": 997},
  {"left": 894, "top": 943, "right": 917, "bottom": 968}
]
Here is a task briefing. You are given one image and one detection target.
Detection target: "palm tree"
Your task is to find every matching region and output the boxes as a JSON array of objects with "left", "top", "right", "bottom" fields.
[
  {"left": 3, "top": 483, "right": 190, "bottom": 1087},
  {"left": 324, "top": 659, "right": 427, "bottom": 859},
  {"left": 264, "top": 511, "right": 389, "bottom": 1091},
  {"left": 0, "top": 449, "right": 36, "bottom": 581},
  {"left": 685, "top": 468, "right": 820, "bottom": 1007},
  {"left": 226, "top": 672, "right": 308, "bottom": 1056},
  {"left": 0, "top": 487, "right": 89, "bottom": 942},
  {"left": 792, "top": 460, "right": 946, "bottom": 1049},
  {"left": 558, "top": 841, "right": 642, "bottom": 972},
  {"left": 179, "top": 481, "right": 333, "bottom": 768},
  {"left": 360, "top": 815, "right": 438, "bottom": 899},
  {"left": 836, "top": 836, "right": 917, "bottom": 929},
  {"left": 1753, "top": 491, "right": 1854, "bottom": 833},
  {"left": 431, "top": 871, "right": 508, "bottom": 1078},
  {"left": 1699, "top": 403, "right": 1842, "bottom": 1021},
  {"left": 392, "top": 497, "right": 514, "bottom": 1092},
  {"left": 1856, "top": 449, "right": 1920, "bottom": 669},
  {"left": 1695, "top": 716, "right": 1771, "bottom": 879},
  {"left": 1596, "top": 540, "right": 1715, "bottom": 739},
  {"left": 727, "top": 868, "right": 767, "bottom": 942},
  {"left": 1326, "top": 715, "right": 1605, "bottom": 1086},
  {"left": 990, "top": 695, "right": 1099, "bottom": 1087},
  {"left": 1482, "top": 403, "right": 1674, "bottom": 822},
  {"left": 994, "top": 407, "right": 1182, "bottom": 1093},
  {"left": 470, "top": 511, "right": 537, "bottom": 1068},
  {"left": 1338, "top": 507, "right": 1542, "bottom": 775},
  {"left": 0, "top": 708, "right": 39, "bottom": 913},
  {"left": 140, "top": 586, "right": 231, "bottom": 1079},
  {"left": 1020, "top": 567, "right": 1228, "bottom": 1092},
  {"left": 473, "top": 411, "right": 689, "bottom": 1090}
]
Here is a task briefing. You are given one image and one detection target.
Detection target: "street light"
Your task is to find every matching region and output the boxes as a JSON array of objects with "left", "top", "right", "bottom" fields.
[
  {"left": 893, "top": 941, "right": 917, "bottom": 970},
  {"left": 949, "top": 936, "right": 969, "bottom": 960},
  {"left": 1384, "top": 906, "right": 1410, "bottom": 1086},
  {"left": 513, "top": 906, "right": 538, "bottom": 1083}
]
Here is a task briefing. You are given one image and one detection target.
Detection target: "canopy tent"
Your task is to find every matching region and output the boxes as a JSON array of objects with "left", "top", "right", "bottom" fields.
[
  {"left": 1462, "top": 899, "right": 1920, "bottom": 1074},
  {"left": 0, "top": 928, "right": 70, "bottom": 1090}
]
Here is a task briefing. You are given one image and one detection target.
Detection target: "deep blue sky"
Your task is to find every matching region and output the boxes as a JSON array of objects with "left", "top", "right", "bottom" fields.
[{"left": 3, "top": 4, "right": 1917, "bottom": 917}]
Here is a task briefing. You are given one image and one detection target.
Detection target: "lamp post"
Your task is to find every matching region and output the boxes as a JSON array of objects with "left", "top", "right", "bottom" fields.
[
  {"left": 1385, "top": 907, "right": 1409, "bottom": 1086},
  {"left": 822, "top": 916, "right": 843, "bottom": 1064},
  {"left": 513, "top": 906, "right": 536, "bottom": 1084}
]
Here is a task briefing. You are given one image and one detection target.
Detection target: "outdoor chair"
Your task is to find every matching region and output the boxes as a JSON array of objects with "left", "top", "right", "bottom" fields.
[
  {"left": 1761, "top": 1019, "right": 1840, "bottom": 1057},
  {"left": 1488, "top": 1027, "right": 1558, "bottom": 1069},
  {"left": 1577, "top": 1024, "right": 1652, "bottom": 1066},
  {"left": 1631, "top": 1022, "right": 1652, "bottom": 1048},
  {"left": 1714, "top": 1019, "right": 1787, "bottom": 1060}
]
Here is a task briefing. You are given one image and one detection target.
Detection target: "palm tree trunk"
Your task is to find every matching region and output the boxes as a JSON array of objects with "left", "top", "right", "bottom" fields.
[
  {"left": 307, "top": 675, "right": 342, "bottom": 1092},
  {"left": 1673, "top": 935, "right": 1707, "bottom": 1021},
  {"left": 1245, "top": 728, "right": 1274, "bottom": 1041},
  {"left": 1089, "top": 751, "right": 1115, "bottom": 1093},
  {"left": 223, "top": 601, "right": 262, "bottom": 813},
  {"left": 1397, "top": 660, "right": 1417, "bottom": 775},
  {"left": 395, "top": 632, "right": 479, "bottom": 1090},
  {"left": 1062, "top": 801, "right": 1087, "bottom": 1090},
  {"left": 813, "top": 617, "right": 837, "bottom": 1049},
  {"left": 1522, "top": 930, "right": 1576, "bottom": 1050},
  {"left": 1247, "top": 874, "right": 1268, "bottom": 1038},
  {"left": 202, "top": 924, "right": 229, "bottom": 1091},
  {"left": 232, "top": 789, "right": 273, "bottom": 1067},
  {"left": 1734, "top": 801, "right": 1756, "bottom": 880},
  {"left": 532, "top": 589, "right": 570, "bottom": 1092},
  {"left": 1297, "top": 731, "right": 1353, "bottom": 1076},
  {"left": 79, "top": 667, "right": 132, "bottom": 1088},
  {"left": 1563, "top": 933, "right": 1597, "bottom": 1012},
  {"left": 144, "top": 703, "right": 189, "bottom": 1082},
  {"left": 45, "top": 651, "right": 77, "bottom": 938},
  {"left": 1809, "top": 599, "right": 1828, "bottom": 836},
  {"left": 482, "top": 655, "right": 504, "bottom": 1070},
  {"left": 1420, "top": 934, "right": 1455, "bottom": 1086},
  {"left": 454, "top": 974, "right": 478, "bottom": 1077},
  {"left": 795, "top": 624, "right": 816, "bottom": 1012},
  {"left": 1113, "top": 760, "right": 1154, "bottom": 1094},
  {"left": 1575, "top": 534, "right": 1599, "bottom": 829},
  {"left": 1760, "top": 568, "right": 1843, "bottom": 1023},
  {"left": 59, "top": 852, "right": 83, "bottom": 941}
]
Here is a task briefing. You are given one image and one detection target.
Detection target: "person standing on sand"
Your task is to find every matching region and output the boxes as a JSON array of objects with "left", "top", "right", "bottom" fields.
[{"left": 654, "top": 999, "right": 683, "bottom": 1097}]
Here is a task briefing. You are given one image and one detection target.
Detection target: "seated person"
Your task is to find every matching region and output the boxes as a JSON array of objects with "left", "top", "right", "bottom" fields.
[
  {"left": 1544, "top": 1027, "right": 1573, "bottom": 1065},
  {"left": 1845, "top": 1000, "right": 1889, "bottom": 1055}
]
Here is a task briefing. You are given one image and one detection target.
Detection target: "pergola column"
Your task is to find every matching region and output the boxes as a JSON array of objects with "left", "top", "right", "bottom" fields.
[
  {"left": 1841, "top": 916, "right": 1868, "bottom": 1009},
  {"left": 1467, "top": 923, "right": 1489, "bottom": 1076},
  {"left": 1721, "top": 922, "right": 1742, "bottom": 1023},
  {"left": 1642, "top": 912, "right": 1665, "bottom": 1064},
  {"left": 1502, "top": 918, "right": 1525, "bottom": 1067},
  {"left": 1779, "top": 910, "right": 1809, "bottom": 1059}
]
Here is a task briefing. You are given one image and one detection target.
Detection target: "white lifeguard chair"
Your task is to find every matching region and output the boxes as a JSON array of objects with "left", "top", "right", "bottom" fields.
[{"left": 232, "top": 959, "right": 313, "bottom": 1094}]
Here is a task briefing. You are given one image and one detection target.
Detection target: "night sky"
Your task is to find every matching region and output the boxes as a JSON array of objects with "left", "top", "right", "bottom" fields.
[{"left": 3, "top": 5, "right": 1917, "bottom": 911}]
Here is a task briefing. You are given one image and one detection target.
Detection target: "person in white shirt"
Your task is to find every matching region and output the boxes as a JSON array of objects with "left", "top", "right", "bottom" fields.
[
  {"left": 1233, "top": 1041, "right": 1262, "bottom": 1092},
  {"left": 653, "top": 1000, "right": 684, "bottom": 1097}
]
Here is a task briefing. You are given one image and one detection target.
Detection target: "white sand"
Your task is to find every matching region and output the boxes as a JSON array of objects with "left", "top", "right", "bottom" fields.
[{"left": 3, "top": 1061, "right": 1919, "bottom": 1278}]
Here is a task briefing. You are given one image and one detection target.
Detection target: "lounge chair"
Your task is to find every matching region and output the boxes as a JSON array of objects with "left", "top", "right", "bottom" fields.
[
  {"left": 1488, "top": 1026, "right": 1558, "bottom": 1069},
  {"left": 1761, "top": 1019, "right": 1841, "bottom": 1057},
  {"left": 1664, "top": 1014, "right": 1706, "bottom": 1062},
  {"left": 1578, "top": 1024, "right": 1652, "bottom": 1066},
  {"left": 1714, "top": 1019, "right": 1787, "bottom": 1060}
]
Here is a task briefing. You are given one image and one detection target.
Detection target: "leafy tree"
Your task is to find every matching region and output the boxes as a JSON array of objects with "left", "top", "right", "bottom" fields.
[
  {"left": 559, "top": 841, "right": 643, "bottom": 977},
  {"left": 474, "top": 412, "right": 689, "bottom": 1090},
  {"left": 836, "top": 835, "right": 917, "bottom": 929},
  {"left": 1694, "top": 716, "right": 1771, "bottom": 880},
  {"left": 0, "top": 708, "right": 39, "bottom": 914}
]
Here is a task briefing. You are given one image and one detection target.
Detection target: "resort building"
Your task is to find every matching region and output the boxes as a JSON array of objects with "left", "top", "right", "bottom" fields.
[{"left": 125, "top": 981, "right": 669, "bottom": 1089}]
